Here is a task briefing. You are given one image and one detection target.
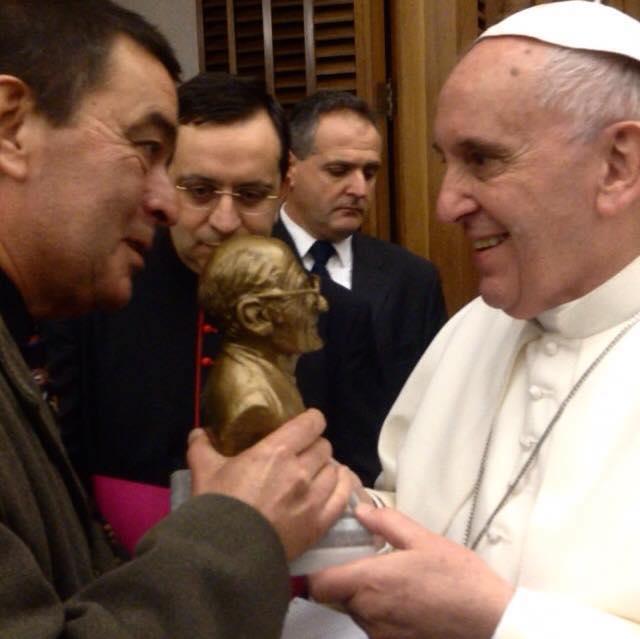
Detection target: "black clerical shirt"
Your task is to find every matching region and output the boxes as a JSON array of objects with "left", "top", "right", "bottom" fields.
[{"left": 0, "top": 269, "right": 50, "bottom": 400}]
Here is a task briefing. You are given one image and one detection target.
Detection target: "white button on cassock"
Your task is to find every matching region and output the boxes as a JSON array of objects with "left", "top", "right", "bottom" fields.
[
  {"left": 519, "top": 434, "right": 536, "bottom": 450},
  {"left": 486, "top": 529, "right": 503, "bottom": 544},
  {"left": 528, "top": 385, "right": 543, "bottom": 400}
]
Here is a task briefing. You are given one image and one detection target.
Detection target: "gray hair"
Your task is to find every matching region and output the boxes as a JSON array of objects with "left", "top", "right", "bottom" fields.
[
  {"left": 289, "top": 90, "right": 377, "bottom": 158},
  {"left": 537, "top": 46, "right": 640, "bottom": 141}
]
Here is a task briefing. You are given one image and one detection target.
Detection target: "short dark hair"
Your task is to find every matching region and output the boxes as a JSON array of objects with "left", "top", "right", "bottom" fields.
[
  {"left": 289, "top": 90, "right": 377, "bottom": 158},
  {"left": 0, "top": 0, "right": 181, "bottom": 126},
  {"left": 178, "top": 72, "right": 291, "bottom": 180}
]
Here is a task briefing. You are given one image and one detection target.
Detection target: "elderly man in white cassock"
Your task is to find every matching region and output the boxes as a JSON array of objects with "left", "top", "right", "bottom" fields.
[{"left": 309, "top": 2, "right": 640, "bottom": 637}]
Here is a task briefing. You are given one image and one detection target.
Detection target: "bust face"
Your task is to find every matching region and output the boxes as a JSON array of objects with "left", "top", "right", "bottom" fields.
[
  {"left": 198, "top": 236, "right": 327, "bottom": 354},
  {"left": 268, "top": 259, "right": 328, "bottom": 355}
]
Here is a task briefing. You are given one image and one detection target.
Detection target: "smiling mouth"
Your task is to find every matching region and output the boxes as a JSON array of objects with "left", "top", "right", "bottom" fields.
[{"left": 473, "top": 233, "right": 509, "bottom": 251}]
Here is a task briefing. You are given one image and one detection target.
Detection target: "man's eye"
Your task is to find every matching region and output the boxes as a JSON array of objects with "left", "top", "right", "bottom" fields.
[
  {"left": 467, "top": 150, "right": 487, "bottom": 167},
  {"left": 326, "top": 165, "right": 348, "bottom": 177},
  {"left": 363, "top": 166, "right": 379, "bottom": 181},
  {"left": 189, "top": 184, "right": 214, "bottom": 202},
  {"left": 137, "top": 141, "right": 162, "bottom": 161},
  {"left": 237, "top": 189, "right": 267, "bottom": 205}
]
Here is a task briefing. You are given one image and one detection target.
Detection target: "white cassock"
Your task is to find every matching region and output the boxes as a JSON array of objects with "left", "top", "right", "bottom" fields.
[{"left": 375, "top": 255, "right": 640, "bottom": 637}]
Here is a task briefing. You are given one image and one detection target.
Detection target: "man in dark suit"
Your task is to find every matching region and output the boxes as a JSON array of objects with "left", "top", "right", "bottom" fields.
[
  {"left": 47, "top": 73, "right": 384, "bottom": 490},
  {"left": 279, "top": 90, "right": 448, "bottom": 408}
]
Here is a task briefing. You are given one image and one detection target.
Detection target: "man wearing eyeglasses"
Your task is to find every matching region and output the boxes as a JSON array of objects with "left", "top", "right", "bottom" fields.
[
  {"left": 170, "top": 79, "right": 285, "bottom": 275},
  {"left": 45, "top": 72, "right": 383, "bottom": 540}
]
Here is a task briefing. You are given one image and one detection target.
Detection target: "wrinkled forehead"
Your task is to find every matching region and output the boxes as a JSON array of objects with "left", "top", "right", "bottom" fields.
[
  {"left": 436, "top": 38, "right": 551, "bottom": 132},
  {"left": 449, "top": 36, "right": 550, "bottom": 94},
  {"left": 312, "top": 110, "right": 381, "bottom": 155}
]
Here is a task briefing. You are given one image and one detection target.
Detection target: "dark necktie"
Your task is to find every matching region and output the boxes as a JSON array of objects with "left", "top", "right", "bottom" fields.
[{"left": 309, "top": 240, "right": 335, "bottom": 279}]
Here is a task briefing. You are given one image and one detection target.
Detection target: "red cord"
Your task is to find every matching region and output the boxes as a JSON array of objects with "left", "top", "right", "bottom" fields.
[{"left": 193, "top": 309, "right": 205, "bottom": 429}]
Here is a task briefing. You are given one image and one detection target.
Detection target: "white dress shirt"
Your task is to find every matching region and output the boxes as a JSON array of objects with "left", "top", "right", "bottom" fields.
[{"left": 279, "top": 206, "right": 353, "bottom": 289}]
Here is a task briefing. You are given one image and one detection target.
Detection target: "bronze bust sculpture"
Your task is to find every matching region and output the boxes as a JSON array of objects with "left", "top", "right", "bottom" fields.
[{"left": 198, "top": 235, "right": 328, "bottom": 455}]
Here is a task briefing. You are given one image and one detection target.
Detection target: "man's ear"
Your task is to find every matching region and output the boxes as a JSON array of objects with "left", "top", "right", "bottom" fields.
[
  {"left": 278, "top": 175, "right": 290, "bottom": 200},
  {"left": 596, "top": 121, "right": 640, "bottom": 217},
  {"left": 0, "top": 76, "right": 34, "bottom": 181},
  {"left": 236, "top": 296, "right": 274, "bottom": 337},
  {"left": 286, "top": 150, "right": 299, "bottom": 188}
]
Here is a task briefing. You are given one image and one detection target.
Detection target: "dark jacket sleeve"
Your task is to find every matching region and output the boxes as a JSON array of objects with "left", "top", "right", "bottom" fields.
[{"left": 0, "top": 494, "right": 290, "bottom": 639}]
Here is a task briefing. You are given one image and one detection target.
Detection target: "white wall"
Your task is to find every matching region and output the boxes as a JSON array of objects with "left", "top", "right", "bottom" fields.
[{"left": 116, "top": 0, "right": 201, "bottom": 80}]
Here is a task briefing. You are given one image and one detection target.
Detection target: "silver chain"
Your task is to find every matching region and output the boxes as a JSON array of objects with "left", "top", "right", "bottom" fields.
[{"left": 464, "top": 311, "right": 640, "bottom": 550}]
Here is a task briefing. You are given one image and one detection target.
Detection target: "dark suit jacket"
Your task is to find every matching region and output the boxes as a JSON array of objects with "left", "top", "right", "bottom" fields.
[
  {"left": 293, "top": 259, "right": 386, "bottom": 485},
  {"left": 45, "top": 228, "right": 385, "bottom": 487},
  {"left": 351, "top": 232, "right": 448, "bottom": 405},
  {"left": 273, "top": 220, "right": 447, "bottom": 416}
]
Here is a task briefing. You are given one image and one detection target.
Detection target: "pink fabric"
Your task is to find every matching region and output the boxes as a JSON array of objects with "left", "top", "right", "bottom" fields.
[{"left": 92, "top": 475, "right": 170, "bottom": 554}]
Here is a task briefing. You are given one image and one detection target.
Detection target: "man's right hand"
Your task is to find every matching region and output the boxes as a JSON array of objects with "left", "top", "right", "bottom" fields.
[
  {"left": 186, "top": 408, "right": 352, "bottom": 560},
  {"left": 310, "top": 504, "right": 514, "bottom": 639}
]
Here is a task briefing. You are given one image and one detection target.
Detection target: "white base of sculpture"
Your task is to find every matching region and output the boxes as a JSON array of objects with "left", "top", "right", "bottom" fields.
[
  {"left": 171, "top": 470, "right": 386, "bottom": 575},
  {"left": 288, "top": 507, "right": 385, "bottom": 576}
]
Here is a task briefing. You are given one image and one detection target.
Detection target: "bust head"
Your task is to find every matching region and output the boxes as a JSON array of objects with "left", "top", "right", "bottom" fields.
[{"left": 198, "top": 235, "right": 328, "bottom": 355}]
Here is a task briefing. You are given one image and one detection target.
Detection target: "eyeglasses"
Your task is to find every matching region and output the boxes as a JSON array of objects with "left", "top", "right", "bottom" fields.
[
  {"left": 250, "top": 274, "right": 321, "bottom": 300},
  {"left": 175, "top": 181, "right": 279, "bottom": 217}
]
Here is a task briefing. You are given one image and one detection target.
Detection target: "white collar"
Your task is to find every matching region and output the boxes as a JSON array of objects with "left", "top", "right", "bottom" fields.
[
  {"left": 535, "top": 255, "right": 640, "bottom": 338},
  {"left": 279, "top": 205, "right": 353, "bottom": 268}
]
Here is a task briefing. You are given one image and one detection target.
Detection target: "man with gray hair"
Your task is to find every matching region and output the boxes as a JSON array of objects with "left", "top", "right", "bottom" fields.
[{"left": 310, "top": 2, "right": 640, "bottom": 637}]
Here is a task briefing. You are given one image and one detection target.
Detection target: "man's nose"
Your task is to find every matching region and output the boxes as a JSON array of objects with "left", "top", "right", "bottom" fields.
[
  {"left": 345, "top": 170, "right": 368, "bottom": 198},
  {"left": 315, "top": 293, "right": 329, "bottom": 313},
  {"left": 436, "top": 168, "right": 478, "bottom": 224},
  {"left": 144, "top": 167, "right": 179, "bottom": 226},
  {"left": 208, "top": 193, "right": 243, "bottom": 234}
]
